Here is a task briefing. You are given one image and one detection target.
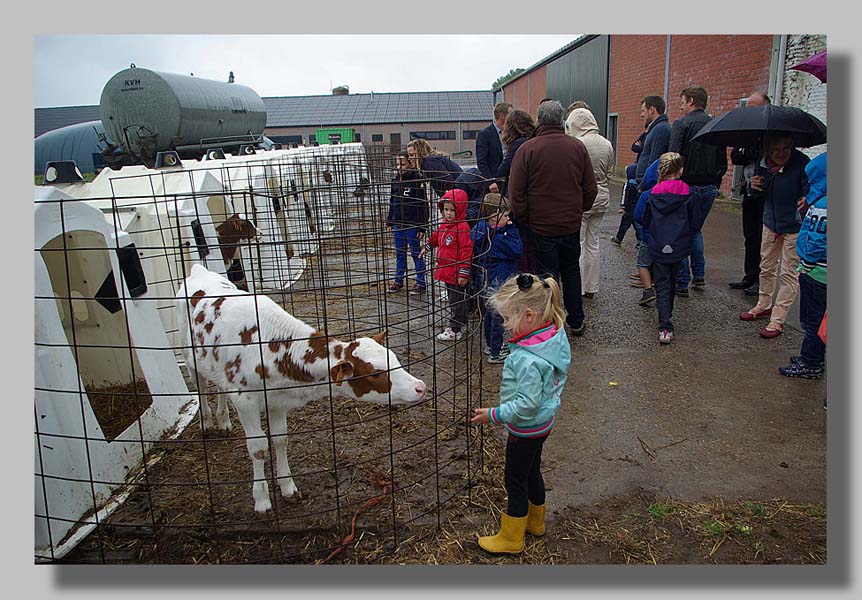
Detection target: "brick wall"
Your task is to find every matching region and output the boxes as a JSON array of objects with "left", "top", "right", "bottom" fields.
[
  {"left": 610, "top": 34, "right": 774, "bottom": 196},
  {"left": 502, "top": 65, "right": 548, "bottom": 116},
  {"left": 609, "top": 35, "right": 668, "bottom": 173}
]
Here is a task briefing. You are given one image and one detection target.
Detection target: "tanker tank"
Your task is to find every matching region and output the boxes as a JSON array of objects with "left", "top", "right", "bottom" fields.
[{"left": 99, "top": 65, "right": 268, "bottom": 166}]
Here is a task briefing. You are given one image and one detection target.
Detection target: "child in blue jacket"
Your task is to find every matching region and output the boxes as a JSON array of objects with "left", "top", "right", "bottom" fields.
[
  {"left": 779, "top": 152, "right": 827, "bottom": 379},
  {"left": 470, "top": 273, "right": 570, "bottom": 554},
  {"left": 641, "top": 152, "right": 705, "bottom": 344},
  {"left": 470, "top": 194, "right": 523, "bottom": 363}
]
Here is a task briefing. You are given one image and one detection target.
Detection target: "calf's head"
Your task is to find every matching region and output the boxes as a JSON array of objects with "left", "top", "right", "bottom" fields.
[{"left": 329, "top": 331, "right": 426, "bottom": 405}]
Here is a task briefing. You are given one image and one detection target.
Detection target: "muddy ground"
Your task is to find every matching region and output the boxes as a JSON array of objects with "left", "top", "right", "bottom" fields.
[{"left": 61, "top": 182, "right": 826, "bottom": 564}]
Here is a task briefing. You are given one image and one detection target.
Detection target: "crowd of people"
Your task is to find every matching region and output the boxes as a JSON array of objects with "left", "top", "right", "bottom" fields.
[{"left": 385, "top": 91, "right": 826, "bottom": 555}]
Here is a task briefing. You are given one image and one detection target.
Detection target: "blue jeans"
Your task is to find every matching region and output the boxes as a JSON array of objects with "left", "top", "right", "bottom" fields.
[
  {"left": 798, "top": 272, "right": 827, "bottom": 368},
  {"left": 529, "top": 230, "right": 584, "bottom": 329},
  {"left": 392, "top": 226, "right": 426, "bottom": 287},
  {"left": 484, "top": 305, "right": 505, "bottom": 356},
  {"left": 654, "top": 261, "right": 682, "bottom": 331},
  {"left": 678, "top": 185, "right": 717, "bottom": 287}
]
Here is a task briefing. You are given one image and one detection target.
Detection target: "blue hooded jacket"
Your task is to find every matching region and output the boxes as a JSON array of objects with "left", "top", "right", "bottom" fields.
[
  {"left": 489, "top": 323, "right": 570, "bottom": 438},
  {"left": 796, "top": 152, "right": 827, "bottom": 276},
  {"left": 642, "top": 179, "right": 696, "bottom": 264},
  {"left": 470, "top": 220, "right": 522, "bottom": 289}
]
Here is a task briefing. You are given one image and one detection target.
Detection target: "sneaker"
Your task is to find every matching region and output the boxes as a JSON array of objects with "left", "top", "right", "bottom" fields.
[
  {"left": 582, "top": 291, "right": 595, "bottom": 299},
  {"left": 639, "top": 288, "right": 656, "bottom": 306},
  {"left": 743, "top": 282, "right": 760, "bottom": 296},
  {"left": 692, "top": 278, "right": 706, "bottom": 289},
  {"left": 436, "top": 328, "right": 463, "bottom": 341},
  {"left": 728, "top": 279, "right": 755, "bottom": 290},
  {"left": 499, "top": 346, "right": 510, "bottom": 358},
  {"left": 630, "top": 278, "right": 644, "bottom": 288},
  {"left": 487, "top": 354, "right": 507, "bottom": 364},
  {"left": 629, "top": 273, "right": 641, "bottom": 281},
  {"left": 675, "top": 287, "right": 690, "bottom": 298},
  {"left": 778, "top": 363, "right": 823, "bottom": 379},
  {"left": 571, "top": 322, "right": 586, "bottom": 337},
  {"left": 610, "top": 236, "right": 622, "bottom": 246},
  {"left": 409, "top": 285, "right": 426, "bottom": 296},
  {"left": 387, "top": 282, "right": 403, "bottom": 293},
  {"left": 483, "top": 345, "right": 491, "bottom": 355},
  {"left": 659, "top": 329, "right": 673, "bottom": 344}
]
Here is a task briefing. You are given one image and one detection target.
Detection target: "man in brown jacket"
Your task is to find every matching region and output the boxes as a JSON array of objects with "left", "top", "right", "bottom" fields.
[{"left": 509, "top": 100, "right": 598, "bottom": 335}]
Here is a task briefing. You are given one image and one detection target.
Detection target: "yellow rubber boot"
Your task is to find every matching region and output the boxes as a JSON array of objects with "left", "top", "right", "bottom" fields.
[
  {"left": 478, "top": 513, "right": 528, "bottom": 554},
  {"left": 526, "top": 501, "right": 546, "bottom": 536}
]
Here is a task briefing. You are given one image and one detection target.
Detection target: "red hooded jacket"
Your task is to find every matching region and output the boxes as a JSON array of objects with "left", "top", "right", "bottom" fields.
[{"left": 427, "top": 189, "right": 473, "bottom": 285}]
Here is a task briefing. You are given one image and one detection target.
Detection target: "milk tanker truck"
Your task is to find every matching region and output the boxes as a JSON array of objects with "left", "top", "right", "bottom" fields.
[{"left": 98, "top": 65, "right": 271, "bottom": 168}]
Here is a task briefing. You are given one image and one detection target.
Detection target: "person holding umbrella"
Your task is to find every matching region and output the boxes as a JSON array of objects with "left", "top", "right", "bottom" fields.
[
  {"left": 690, "top": 102, "right": 826, "bottom": 338},
  {"left": 738, "top": 132, "right": 810, "bottom": 338},
  {"left": 728, "top": 91, "right": 771, "bottom": 296}
]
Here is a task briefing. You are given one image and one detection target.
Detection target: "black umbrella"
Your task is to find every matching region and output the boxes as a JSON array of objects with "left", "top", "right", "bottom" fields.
[{"left": 691, "top": 104, "right": 827, "bottom": 148}]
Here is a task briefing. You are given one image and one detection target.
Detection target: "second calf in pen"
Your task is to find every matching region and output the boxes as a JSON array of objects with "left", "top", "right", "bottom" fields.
[{"left": 176, "top": 264, "right": 427, "bottom": 513}]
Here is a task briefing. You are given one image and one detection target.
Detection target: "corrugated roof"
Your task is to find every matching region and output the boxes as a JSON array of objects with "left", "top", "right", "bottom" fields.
[
  {"left": 35, "top": 105, "right": 102, "bottom": 137},
  {"left": 262, "top": 90, "right": 493, "bottom": 127},
  {"left": 35, "top": 90, "right": 494, "bottom": 137}
]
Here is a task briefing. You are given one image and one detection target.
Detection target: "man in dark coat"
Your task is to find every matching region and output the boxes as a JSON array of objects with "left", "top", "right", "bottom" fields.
[
  {"left": 613, "top": 95, "right": 670, "bottom": 244},
  {"left": 728, "top": 91, "right": 771, "bottom": 295},
  {"left": 669, "top": 86, "right": 728, "bottom": 294},
  {"left": 509, "top": 100, "right": 598, "bottom": 336},
  {"left": 476, "top": 102, "right": 512, "bottom": 184}
]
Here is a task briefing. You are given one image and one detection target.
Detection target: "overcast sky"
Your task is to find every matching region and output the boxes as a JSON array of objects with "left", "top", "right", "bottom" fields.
[{"left": 34, "top": 34, "right": 578, "bottom": 108}]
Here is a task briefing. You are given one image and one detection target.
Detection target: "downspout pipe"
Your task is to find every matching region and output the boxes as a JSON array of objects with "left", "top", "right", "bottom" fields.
[
  {"left": 663, "top": 35, "right": 671, "bottom": 103},
  {"left": 774, "top": 34, "right": 788, "bottom": 104}
]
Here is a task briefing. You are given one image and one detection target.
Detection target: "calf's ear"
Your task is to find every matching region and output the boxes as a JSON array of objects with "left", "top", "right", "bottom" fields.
[
  {"left": 330, "top": 360, "right": 354, "bottom": 385},
  {"left": 371, "top": 330, "right": 388, "bottom": 345}
]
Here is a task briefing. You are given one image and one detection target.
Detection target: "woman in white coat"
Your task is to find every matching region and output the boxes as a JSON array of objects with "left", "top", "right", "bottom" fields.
[{"left": 565, "top": 107, "right": 615, "bottom": 298}]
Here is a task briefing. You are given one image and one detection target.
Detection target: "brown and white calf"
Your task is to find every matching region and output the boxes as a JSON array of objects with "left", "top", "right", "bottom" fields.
[
  {"left": 214, "top": 213, "right": 263, "bottom": 265},
  {"left": 176, "top": 264, "right": 426, "bottom": 513}
]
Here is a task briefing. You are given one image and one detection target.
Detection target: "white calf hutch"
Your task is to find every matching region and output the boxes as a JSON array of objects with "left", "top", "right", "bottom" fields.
[{"left": 35, "top": 189, "right": 196, "bottom": 561}]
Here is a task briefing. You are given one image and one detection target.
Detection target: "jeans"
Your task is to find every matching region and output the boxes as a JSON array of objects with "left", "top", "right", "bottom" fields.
[
  {"left": 742, "top": 193, "right": 765, "bottom": 284},
  {"left": 505, "top": 434, "right": 547, "bottom": 518},
  {"left": 483, "top": 305, "right": 505, "bottom": 356},
  {"left": 677, "top": 185, "right": 717, "bottom": 287},
  {"left": 615, "top": 180, "right": 642, "bottom": 243},
  {"left": 677, "top": 231, "right": 705, "bottom": 288},
  {"left": 798, "top": 272, "right": 827, "bottom": 368},
  {"left": 654, "top": 261, "right": 682, "bottom": 331},
  {"left": 529, "top": 230, "right": 584, "bottom": 329},
  {"left": 392, "top": 226, "right": 426, "bottom": 287}
]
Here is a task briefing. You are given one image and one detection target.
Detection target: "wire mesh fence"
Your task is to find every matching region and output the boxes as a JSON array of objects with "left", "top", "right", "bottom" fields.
[{"left": 34, "top": 143, "right": 501, "bottom": 564}]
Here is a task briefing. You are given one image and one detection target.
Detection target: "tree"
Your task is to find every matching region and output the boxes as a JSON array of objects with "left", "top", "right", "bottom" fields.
[{"left": 491, "top": 68, "right": 525, "bottom": 90}]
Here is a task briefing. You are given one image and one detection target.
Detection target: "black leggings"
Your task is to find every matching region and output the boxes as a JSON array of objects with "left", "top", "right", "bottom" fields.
[{"left": 504, "top": 434, "right": 548, "bottom": 517}]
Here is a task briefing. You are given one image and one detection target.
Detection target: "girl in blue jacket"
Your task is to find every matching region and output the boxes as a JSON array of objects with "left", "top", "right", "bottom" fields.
[{"left": 470, "top": 273, "right": 570, "bottom": 554}]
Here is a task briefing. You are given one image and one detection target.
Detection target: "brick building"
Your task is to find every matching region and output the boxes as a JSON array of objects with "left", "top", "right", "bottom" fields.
[{"left": 496, "top": 34, "right": 827, "bottom": 197}]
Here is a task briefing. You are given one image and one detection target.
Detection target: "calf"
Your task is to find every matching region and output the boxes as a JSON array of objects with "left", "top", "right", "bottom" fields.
[
  {"left": 176, "top": 264, "right": 426, "bottom": 513},
  {"left": 214, "top": 214, "right": 263, "bottom": 291}
]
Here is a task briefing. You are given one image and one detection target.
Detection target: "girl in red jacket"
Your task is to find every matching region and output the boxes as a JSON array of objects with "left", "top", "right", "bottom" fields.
[{"left": 420, "top": 189, "right": 474, "bottom": 341}]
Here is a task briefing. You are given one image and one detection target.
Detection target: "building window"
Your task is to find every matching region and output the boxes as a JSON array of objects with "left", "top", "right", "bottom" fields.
[
  {"left": 268, "top": 135, "right": 304, "bottom": 145},
  {"left": 409, "top": 131, "right": 456, "bottom": 141},
  {"left": 371, "top": 134, "right": 384, "bottom": 143},
  {"left": 462, "top": 130, "right": 480, "bottom": 140},
  {"left": 354, "top": 133, "right": 361, "bottom": 142}
]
